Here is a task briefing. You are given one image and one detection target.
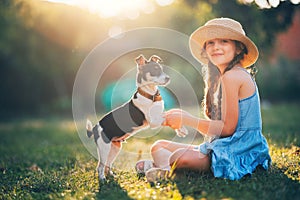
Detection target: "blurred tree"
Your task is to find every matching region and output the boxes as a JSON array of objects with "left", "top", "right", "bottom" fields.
[
  {"left": 257, "top": 57, "right": 300, "bottom": 101},
  {"left": 0, "top": 0, "right": 299, "bottom": 119},
  {"left": 0, "top": 0, "right": 79, "bottom": 118}
]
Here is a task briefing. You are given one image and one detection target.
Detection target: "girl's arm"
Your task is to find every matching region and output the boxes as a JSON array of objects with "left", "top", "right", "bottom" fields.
[{"left": 164, "top": 71, "right": 241, "bottom": 137}]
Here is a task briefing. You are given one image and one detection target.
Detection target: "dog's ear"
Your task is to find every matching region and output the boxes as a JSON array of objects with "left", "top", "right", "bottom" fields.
[
  {"left": 149, "top": 55, "right": 162, "bottom": 63},
  {"left": 135, "top": 54, "right": 147, "bottom": 66}
]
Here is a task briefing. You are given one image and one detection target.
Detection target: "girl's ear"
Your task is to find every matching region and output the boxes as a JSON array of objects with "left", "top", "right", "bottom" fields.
[{"left": 235, "top": 41, "right": 247, "bottom": 55}]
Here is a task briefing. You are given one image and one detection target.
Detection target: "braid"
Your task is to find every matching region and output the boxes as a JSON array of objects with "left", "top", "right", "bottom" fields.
[
  {"left": 224, "top": 41, "right": 247, "bottom": 73},
  {"left": 203, "top": 61, "right": 221, "bottom": 120}
]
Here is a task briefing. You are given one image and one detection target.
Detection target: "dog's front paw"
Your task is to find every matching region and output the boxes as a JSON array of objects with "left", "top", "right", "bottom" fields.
[
  {"left": 175, "top": 126, "right": 188, "bottom": 137},
  {"left": 86, "top": 119, "right": 94, "bottom": 138}
]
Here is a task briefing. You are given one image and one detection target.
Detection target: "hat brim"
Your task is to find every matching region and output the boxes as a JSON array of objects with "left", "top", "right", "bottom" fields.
[{"left": 189, "top": 25, "right": 259, "bottom": 68}]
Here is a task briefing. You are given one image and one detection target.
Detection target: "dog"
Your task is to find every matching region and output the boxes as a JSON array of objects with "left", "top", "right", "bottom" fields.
[{"left": 86, "top": 54, "right": 188, "bottom": 181}]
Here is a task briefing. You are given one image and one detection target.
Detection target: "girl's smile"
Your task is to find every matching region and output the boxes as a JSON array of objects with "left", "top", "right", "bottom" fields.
[{"left": 205, "top": 38, "right": 237, "bottom": 72}]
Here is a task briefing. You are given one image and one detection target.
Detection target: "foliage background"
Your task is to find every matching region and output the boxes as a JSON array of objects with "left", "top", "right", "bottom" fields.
[{"left": 0, "top": 0, "right": 299, "bottom": 119}]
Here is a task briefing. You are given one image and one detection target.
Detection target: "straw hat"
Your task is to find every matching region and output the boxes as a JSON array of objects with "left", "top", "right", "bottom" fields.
[{"left": 189, "top": 18, "right": 259, "bottom": 68}]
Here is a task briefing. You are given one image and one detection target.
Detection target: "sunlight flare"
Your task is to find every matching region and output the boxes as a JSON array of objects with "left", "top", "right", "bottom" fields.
[{"left": 43, "top": 0, "right": 170, "bottom": 19}]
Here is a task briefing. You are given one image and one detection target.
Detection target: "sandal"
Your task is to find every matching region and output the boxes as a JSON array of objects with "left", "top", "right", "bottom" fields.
[
  {"left": 145, "top": 167, "right": 169, "bottom": 183},
  {"left": 135, "top": 160, "right": 154, "bottom": 175}
]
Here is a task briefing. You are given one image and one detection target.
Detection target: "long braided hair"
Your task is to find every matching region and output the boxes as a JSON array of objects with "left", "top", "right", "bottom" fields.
[{"left": 202, "top": 40, "right": 256, "bottom": 120}]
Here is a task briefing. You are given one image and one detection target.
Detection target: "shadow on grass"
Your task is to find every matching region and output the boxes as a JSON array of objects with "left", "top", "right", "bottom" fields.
[
  {"left": 96, "top": 177, "right": 133, "bottom": 200},
  {"left": 172, "top": 166, "right": 300, "bottom": 200}
]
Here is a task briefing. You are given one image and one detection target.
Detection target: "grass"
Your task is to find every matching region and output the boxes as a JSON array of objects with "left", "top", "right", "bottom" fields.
[{"left": 0, "top": 103, "right": 299, "bottom": 200}]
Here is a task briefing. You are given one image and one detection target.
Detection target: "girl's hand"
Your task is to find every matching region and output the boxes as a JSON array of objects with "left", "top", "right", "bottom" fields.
[{"left": 163, "top": 109, "right": 189, "bottom": 130}]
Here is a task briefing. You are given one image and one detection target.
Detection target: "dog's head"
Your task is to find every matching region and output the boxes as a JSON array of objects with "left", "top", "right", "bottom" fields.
[{"left": 135, "top": 54, "right": 170, "bottom": 86}]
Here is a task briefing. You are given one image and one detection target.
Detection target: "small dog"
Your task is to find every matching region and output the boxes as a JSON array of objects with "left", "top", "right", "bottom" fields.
[{"left": 86, "top": 54, "right": 187, "bottom": 181}]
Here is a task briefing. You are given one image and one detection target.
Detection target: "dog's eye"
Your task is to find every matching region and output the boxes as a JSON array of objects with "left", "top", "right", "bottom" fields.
[{"left": 150, "top": 66, "right": 161, "bottom": 76}]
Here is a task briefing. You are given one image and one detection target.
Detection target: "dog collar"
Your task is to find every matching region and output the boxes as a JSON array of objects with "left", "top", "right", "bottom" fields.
[{"left": 136, "top": 87, "right": 162, "bottom": 102}]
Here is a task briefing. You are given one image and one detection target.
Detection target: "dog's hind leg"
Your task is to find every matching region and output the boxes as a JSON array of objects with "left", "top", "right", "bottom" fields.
[
  {"left": 105, "top": 141, "right": 122, "bottom": 177},
  {"left": 96, "top": 142, "right": 111, "bottom": 181},
  {"left": 95, "top": 128, "right": 111, "bottom": 181}
]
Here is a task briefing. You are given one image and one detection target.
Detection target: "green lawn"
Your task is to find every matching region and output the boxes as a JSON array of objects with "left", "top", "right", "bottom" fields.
[{"left": 0, "top": 103, "right": 299, "bottom": 200}]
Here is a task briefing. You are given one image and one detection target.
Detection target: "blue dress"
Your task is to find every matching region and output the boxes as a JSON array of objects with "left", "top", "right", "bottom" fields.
[{"left": 199, "top": 85, "right": 271, "bottom": 180}]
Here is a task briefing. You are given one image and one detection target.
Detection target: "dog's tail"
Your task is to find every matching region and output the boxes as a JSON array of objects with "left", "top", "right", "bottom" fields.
[{"left": 86, "top": 119, "right": 94, "bottom": 138}]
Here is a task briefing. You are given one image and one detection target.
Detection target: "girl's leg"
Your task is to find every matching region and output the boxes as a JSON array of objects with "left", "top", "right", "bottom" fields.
[
  {"left": 169, "top": 148, "right": 210, "bottom": 171},
  {"left": 146, "top": 140, "right": 210, "bottom": 182},
  {"left": 150, "top": 140, "right": 196, "bottom": 169}
]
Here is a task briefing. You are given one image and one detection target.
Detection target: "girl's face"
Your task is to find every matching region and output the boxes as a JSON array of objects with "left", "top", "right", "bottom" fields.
[{"left": 205, "top": 38, "right": 238, "bottom": 71}]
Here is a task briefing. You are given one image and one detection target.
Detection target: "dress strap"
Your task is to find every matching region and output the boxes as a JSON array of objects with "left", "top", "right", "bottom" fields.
[{"left": 236, "top": 66, "right": 257, "bottom": 86}]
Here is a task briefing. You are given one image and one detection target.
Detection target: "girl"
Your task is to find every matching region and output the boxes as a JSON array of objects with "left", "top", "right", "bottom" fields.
[{"left": 136, "top": 18, "right": 271, "bottom": 182}]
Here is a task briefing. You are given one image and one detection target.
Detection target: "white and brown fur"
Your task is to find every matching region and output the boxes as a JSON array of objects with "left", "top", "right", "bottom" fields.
[{"left": 86, "top": 55, "right": 187, "bottom": 181}]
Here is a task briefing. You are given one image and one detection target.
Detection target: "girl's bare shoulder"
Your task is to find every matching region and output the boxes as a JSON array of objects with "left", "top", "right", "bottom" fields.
[{"left": 222, "top": 67, "right": 251, "bottom": 83}]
